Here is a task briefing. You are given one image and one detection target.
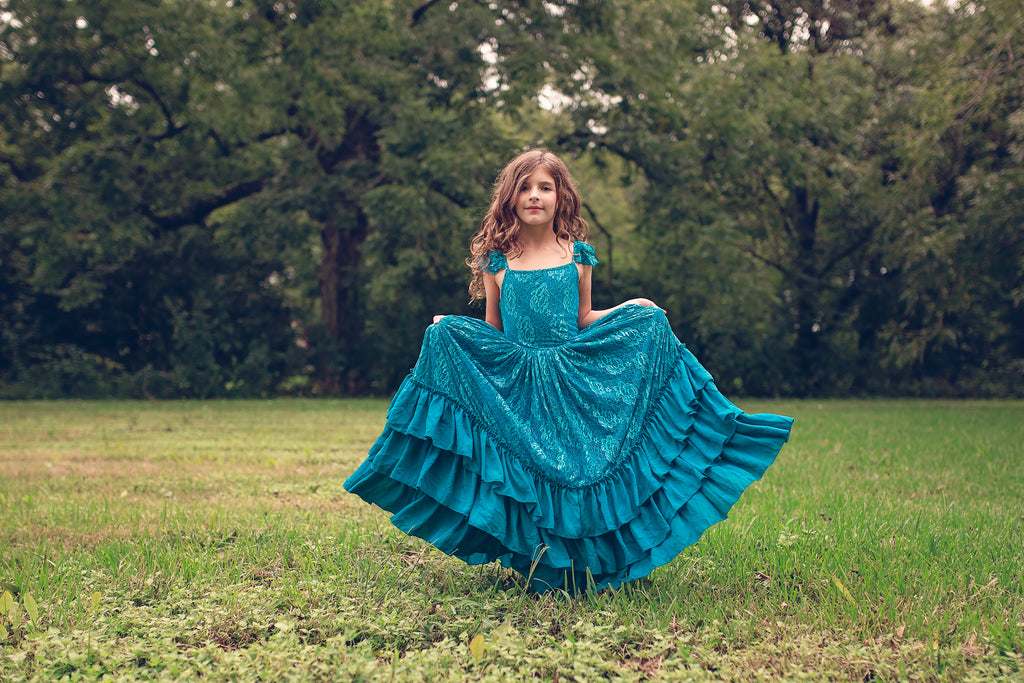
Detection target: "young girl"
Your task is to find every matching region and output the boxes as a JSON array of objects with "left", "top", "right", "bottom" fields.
[{"left": 345, "top": 149, "right": 793, "bottom": 593}]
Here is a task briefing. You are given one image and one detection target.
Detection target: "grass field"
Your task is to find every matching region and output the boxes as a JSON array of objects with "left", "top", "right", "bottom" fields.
[{"left": 1, "top": 399, "right": 1022, "bottom": 681}]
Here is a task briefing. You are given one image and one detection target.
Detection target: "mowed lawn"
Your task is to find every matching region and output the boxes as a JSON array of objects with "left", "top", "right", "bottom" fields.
[{"left": 1, "top": 399, "right": 1021, "bottom": 681}]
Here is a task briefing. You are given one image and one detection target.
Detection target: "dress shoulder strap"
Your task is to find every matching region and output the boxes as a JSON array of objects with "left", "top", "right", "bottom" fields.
[
  {"left": 573, "top": 241, "right": 599, "bottom": 267},
  {"left": 482, "top": 251, "right": 508, "bottom": 274}
]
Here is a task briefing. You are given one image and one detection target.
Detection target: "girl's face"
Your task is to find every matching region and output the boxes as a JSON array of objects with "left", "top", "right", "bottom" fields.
[{"left": 514, "top": 168, "right": 557, "bottom": 230}]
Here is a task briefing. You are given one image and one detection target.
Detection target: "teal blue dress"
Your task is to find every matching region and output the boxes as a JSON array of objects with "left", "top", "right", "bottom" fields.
[{"left": 344, "top": 242, "right": 793, "bottom": 592}]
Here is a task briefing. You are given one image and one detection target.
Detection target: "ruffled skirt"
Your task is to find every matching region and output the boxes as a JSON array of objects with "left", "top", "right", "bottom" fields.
[{"left": 344, "top": 306, "right": 793, "bottom": 592}]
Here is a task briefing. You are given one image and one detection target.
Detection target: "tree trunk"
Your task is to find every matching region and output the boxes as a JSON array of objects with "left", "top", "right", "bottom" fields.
[
  {"left": 318, "top": 196, "right": 369, "bottom": 392},
  {"left": 791, "top": 185, "right": 821, "bottom": 396},
  {"left": 310, "top": 110, "right": 380, "bottom": 393}
]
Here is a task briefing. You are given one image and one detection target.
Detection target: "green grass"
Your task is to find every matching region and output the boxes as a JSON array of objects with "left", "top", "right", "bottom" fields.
[{"left": 1, "top": 399, "right": 1022, "bottom": 681}]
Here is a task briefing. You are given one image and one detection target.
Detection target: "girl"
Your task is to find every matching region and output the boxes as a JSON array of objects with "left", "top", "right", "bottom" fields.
[{"left": 344, "top": 149, "right": 793, "bottom": 593}]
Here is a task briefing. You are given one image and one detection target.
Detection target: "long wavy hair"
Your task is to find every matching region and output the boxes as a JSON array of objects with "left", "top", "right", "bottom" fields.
[{"left": 467, "top": 149, "right": 590, "bottom": 300}]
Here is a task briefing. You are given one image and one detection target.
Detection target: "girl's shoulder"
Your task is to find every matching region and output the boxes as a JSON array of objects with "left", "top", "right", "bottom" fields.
[{"left": 573, "top": 241, "right": 599, "bottom": 267}]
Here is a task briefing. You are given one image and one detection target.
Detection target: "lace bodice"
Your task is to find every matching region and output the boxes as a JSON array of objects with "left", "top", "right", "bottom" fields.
[{"left": 484, "top": 241, "right": 599, "bottom": 347}]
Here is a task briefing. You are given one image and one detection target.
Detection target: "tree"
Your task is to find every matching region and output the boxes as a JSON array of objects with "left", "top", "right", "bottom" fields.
[
  {"left": 540, "top": 0, "right": 895, "bottom": 394},
  {"left": 544, "top": 0, "right": 1023, "bottom": 396},
  {"left": 870, "top": 0, "right": 1024, "bottom": 395},
  {"left": 0, "top": 0, "right": 595, "bottom": 394}
]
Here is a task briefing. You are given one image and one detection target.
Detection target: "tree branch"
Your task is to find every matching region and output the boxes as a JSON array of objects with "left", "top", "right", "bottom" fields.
[
  {"left": 582, "top": 200, "right": 614, "bottom": 284},
  {"left": 556, "top": 129, "right": 675, "bottom": 185},
  {"left": 0, "top": 154, "right": 31, "bottom": 182},
  {"left": 819, "top": 229, "right": 875, "bottom": 277},
  {"left": 78, "top": 66, "right": 132, "bottom": 86},
  {"left": 728, "top": 240, "right": 798, "bottom": 281},
  {"left": 74, "top": 67, "right": 188, "bottom": 140},
  {"left": 411, "top": 0, "right": 444, "bottom": 26},
  {"left": 425, "top": 179, "right": 475, "bottom": 209},
  {"left": 757, "top": 173, "right": 795, "bottom": 239},
  {"left": 206, "top": 126, "right": 291, "bottom": 158},
  {"left": 141, "top": 179, "right": 266, "bottom": 231},
  {"left": 130, "top": 76, "right": 186, "bottom": 139}
]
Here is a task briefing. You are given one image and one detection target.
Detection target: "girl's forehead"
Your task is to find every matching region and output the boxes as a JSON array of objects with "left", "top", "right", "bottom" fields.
[{"left": 522, "top": 168, "right": 556, "bottom": 184}]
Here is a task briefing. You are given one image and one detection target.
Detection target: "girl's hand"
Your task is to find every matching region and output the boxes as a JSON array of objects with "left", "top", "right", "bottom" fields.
[
  {"left": 623, "top": 298, "right": 663, "bottom": 310},
  {"left": 432, "top": 315, "right": 446, "bottom": 324}
]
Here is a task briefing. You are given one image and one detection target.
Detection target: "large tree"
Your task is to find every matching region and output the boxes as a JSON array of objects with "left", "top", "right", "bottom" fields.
[
  {"left": 0, "top": 0, "right": 600, "bottom": 394},
  {"left": 868, "top": 0, "right": 1024, "bottom": 395},
  {"left": 545, "top": 0, "right": 1023, "bottom": 396}
]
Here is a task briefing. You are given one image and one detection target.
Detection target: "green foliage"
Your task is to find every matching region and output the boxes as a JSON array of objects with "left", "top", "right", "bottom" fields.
[
  {"left": 0, "top": 399, "right": 1022, "bottom": 679},
  {"left": 0, "top": 589, "right": 40, "bottom": 647},
  {"left": 865, "top": 0, "right": 1024, "bottom": 396},
  {"left": 1, "top": 0, "right": 1021, "bottom": 397},
  {"left": 544, "top": 0, "right": 1023, "bottom": 397}
]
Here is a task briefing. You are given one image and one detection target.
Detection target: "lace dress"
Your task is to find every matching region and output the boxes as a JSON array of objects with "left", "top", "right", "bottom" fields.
[{"left": 344, "top": 241, "right": 793, "bottom": 592}]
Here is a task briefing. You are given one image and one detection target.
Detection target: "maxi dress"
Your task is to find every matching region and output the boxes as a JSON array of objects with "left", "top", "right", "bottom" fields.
[{"left": 344, "top": 242, "right": 794, "bottom": 592}]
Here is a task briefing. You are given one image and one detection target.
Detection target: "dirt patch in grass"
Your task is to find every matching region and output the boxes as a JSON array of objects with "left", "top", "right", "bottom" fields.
[
  {"left": 2, "top": 450, "right": 354, "bottom": 496},
  {"left": 12, "top": 522, "right": 139, "bottom": 551},
  {"left": 0, "top": 451, "right": 167, "bottom": 481}
]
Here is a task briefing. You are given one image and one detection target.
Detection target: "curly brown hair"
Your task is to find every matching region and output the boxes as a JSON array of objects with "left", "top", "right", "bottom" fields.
[{"left": 467, "top": 149, "right": 590, "bottom": 300}]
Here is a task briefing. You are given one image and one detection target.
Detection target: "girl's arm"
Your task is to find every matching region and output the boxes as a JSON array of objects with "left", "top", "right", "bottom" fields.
[
  {"left": 483, "top": 271, "right": 503, "bottom": 331},
  {"left": 433, "top": 272, "right": 504, "bottom": 329},
  {"left": 577, "top": 264, "right": 660, "bottom": 329}
]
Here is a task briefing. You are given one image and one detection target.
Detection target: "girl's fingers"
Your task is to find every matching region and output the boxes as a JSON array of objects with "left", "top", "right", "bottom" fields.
[{"left": 631, "top": 298, "right": 666, "bottom": 312}]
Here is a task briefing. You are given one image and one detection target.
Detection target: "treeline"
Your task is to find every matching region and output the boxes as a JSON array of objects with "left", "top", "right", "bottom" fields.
[{"left": 1, "top": 0, "right": 1021, "bottom": 398}]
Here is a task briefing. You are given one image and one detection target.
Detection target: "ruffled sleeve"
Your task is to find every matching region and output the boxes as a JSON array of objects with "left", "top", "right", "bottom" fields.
[
  {"left": 573, "top": 241, "right": 599, "bottom": 267},
  {"left": 482, "top": 251, "right": 508, "bottom": 274}
]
